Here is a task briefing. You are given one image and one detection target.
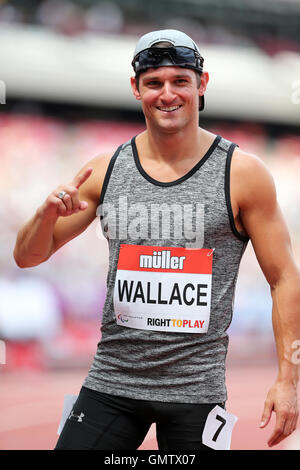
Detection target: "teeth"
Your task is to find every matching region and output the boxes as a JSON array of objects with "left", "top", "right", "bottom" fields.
[{"left": 157, "top": 106, "right": 180, "bottom": 112}]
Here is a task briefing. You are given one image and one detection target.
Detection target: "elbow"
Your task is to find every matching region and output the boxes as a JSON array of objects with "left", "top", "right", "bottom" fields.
[
  {"left": 269, "top": 265, "right": 300, "bottom": 294},
  {"left": 13, "top": 248, "right": 48, "bottom": 269},
  {"left": 13, "top": 238, "right": 28, "bottom": 268},
  {"left": 13, "top": 247, "right": 24, "bottom": 268},
  {"left": 13, "top": 249, "right": 29, "bottom": 268}
]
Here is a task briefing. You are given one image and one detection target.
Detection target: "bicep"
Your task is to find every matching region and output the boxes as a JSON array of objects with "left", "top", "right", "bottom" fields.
[{"left": 239, "top": 156, "right": 295, "bottom": 287}]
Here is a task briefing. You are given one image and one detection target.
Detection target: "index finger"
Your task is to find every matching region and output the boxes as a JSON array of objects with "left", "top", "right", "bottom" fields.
[{"left": 73, "top": 167, "right": 93, "bottom": 189}]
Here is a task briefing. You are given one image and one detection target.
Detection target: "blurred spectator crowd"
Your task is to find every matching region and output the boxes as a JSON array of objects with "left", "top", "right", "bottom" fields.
[{"left": 0, "top": 111, "right": 300, "bottom": 370}]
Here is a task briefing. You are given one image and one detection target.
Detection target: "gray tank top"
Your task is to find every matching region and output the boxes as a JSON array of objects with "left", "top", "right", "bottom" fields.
[{"left": 83, "top": 134, "right": 249, "bottom": 404}]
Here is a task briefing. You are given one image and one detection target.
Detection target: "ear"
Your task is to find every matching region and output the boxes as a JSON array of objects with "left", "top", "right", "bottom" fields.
[
  {"left": 198, "top": 71, "right": 209, "bottom": 98},
  {"left": 130, "top": 76, "right": 141, "bottom": 101}
]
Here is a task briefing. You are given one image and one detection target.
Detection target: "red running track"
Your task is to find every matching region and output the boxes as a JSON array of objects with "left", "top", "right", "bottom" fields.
[{"left": 1, "top": 365, "right": 300, "bottom": 450}]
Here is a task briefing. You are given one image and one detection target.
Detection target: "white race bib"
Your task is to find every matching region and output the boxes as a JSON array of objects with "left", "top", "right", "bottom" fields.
[
  {"left": 57, "top": 394, "right": 78, "bottom": 435},
  {"left": 202, "top": 405, "right": 238, "bottom": 450},
  {"left": 113, "top": 244, "right": 214, "bottom": 333}
]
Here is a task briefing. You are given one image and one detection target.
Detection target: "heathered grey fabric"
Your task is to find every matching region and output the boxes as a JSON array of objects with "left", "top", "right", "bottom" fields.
[{"left": 83, "top": 134, "right": 249, "bottom": 404}]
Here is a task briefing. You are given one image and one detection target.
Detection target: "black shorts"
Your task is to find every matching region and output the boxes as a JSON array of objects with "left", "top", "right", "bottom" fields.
[{"left": 54, "top": 386, "right": 224, "bottom": 450}]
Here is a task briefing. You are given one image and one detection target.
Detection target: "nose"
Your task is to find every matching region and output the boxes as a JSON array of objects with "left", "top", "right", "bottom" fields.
[{"left": 160, "top": 82, "right": 176, "bottom": 103}]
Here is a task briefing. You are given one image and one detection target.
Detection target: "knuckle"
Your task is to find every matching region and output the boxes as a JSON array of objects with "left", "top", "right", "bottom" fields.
[
  {"left": 66, "top": 186, "right": 77, "bottom": 196},
  {"left": 59, "top": 202, "right": 67, "bottom": 211},
  {"left": 48, "top": 192, "right": 57, "bottom": 201},
  {"left": 56, "top": 186, "right": 65, "bottom": 194},
  {"left": 47, "top": 197, "right": 56, "bottom": 206}
]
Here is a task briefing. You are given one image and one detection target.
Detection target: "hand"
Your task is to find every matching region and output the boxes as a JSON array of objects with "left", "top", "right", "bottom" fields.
[
  {"left": 260, "top": 380, "right": 299, "bottom": 447},
  {"left": 39, "top": 167, "right": 93, "bottom": 221}
]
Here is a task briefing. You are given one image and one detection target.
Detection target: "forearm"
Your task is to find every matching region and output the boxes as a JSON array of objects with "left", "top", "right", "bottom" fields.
[
  {"left": 13, "top": 206, "right": 57, "bottom": 268},
  {"left": 271, "top": 270, "right": 300, "bottom": 386}
]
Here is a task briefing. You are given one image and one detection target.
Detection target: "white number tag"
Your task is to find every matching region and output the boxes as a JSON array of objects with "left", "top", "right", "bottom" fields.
[
  {"left": 57, "top": 394, "right": 78, "bottom": 435},
  {"left": 202, "top": 405, "right": 238, "bottom": 450}
]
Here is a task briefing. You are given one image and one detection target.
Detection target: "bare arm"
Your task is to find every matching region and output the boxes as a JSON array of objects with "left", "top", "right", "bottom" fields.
[
  {"left": 233, "top": 148, "right": 300, "bottom": 447},
  {"left": 13, "top": 154, "right": 112, "bottom": 268}
]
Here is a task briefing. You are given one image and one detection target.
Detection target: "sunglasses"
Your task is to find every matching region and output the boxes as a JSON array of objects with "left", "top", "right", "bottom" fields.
[{"left": 132, "top": 47, "right": 204, "bottom": 74}]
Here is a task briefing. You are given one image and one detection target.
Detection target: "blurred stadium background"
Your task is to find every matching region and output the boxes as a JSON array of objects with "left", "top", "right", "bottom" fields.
[{"left": 1, "top": 0, "right": 300, "bottom": 451}]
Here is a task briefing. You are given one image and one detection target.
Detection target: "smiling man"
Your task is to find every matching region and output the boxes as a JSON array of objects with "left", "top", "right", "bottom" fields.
[{"left": 14, "top": 29, "right": 300, "bottom": 450}]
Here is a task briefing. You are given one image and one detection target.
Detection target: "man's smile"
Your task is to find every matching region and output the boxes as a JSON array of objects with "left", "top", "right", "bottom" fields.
[{"left": 156, "top": 105, "right": 182, "bottom": 112}]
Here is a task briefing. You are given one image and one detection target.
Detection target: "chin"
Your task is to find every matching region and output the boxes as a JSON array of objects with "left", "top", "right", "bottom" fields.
[{"left": 156, "top": 118, "right": 189, "bottom": 133}]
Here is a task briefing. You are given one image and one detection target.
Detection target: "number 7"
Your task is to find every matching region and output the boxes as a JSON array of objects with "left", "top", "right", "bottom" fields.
[{"left": 212, "top": 415, "right": 226, "bottom": 442}]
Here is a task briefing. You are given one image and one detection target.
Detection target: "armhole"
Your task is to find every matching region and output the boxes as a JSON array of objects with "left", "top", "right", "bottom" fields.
[
  {"left": 98, "top": 144, "right": 123, "bottom": 207},
  {"left": 225, "top": 143, "right": 249, "bottom": 243}
]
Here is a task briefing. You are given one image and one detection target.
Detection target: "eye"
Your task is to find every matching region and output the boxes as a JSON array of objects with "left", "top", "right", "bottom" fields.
[
  {"left": 175, "top": 79, "right": 188, "bottom": 85},
  {"left": 147, "top": 80, "right": 161, "bottom": 87}
]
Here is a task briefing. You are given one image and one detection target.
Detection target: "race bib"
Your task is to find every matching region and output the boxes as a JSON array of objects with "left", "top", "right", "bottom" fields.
[
  {"left": 113, "top": 244, "right": 214, "bottom": 333},
  {"left": 57, "top": 394, "right": 78, "bottom": 435},
  {"left": 202, "top": 405, "right": 238, "bottom": 450}
]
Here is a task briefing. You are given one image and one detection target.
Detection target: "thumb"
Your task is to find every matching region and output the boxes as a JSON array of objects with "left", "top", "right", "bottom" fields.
[
  {"left": 79, "top": 201, "right": 88, "bottom": 210},
  {"left": 260, "top": 400, "right": 273, "bottom": 428}
]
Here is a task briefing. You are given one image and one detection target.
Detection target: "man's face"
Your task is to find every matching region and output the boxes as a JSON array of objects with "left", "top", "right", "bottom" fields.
[{"left": 131, "top": 66, "right": 207, "bottom": 134}]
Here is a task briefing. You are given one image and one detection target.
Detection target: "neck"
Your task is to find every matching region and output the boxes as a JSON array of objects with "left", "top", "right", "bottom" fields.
[{"left": 142, "top": 120, "right": 202, "bottom": 162}]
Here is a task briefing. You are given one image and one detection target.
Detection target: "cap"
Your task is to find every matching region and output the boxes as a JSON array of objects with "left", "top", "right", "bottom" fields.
[
  {"left": 133, "top": 29, "right": 202, "bottom": 57},
  {"left": 132, "top": 29, "right": 205, "bottom": 111}
]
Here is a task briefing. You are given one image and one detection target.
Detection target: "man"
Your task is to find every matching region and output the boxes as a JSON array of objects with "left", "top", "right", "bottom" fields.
[{"left": 14, "top": 29, "right": 300, "bottom": 450}]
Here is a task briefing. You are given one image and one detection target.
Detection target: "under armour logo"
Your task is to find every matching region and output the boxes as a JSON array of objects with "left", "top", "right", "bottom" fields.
[{"left": 69, "top": 410, "right": 85, "bottom": 422}]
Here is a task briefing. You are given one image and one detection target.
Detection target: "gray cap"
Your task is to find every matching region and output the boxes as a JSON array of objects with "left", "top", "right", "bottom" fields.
[{"left": 133, "top": 29, "right": 201, "bottom": 57}]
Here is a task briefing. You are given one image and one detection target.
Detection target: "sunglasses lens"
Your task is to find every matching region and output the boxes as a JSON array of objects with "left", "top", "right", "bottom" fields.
[
  {"left": 175, "top": 48, "right": 196, "bottom": 64},
  {"left": 134, "top": 47, "right": 202, "bottom": 72},
  {"left": 139, "top": 50, "right": 162, "bottom": 66}
]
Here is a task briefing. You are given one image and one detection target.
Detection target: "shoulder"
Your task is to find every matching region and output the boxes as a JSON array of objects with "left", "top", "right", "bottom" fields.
[{"left": 231, "top": 146, "right": 277, "bottom": 211}]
